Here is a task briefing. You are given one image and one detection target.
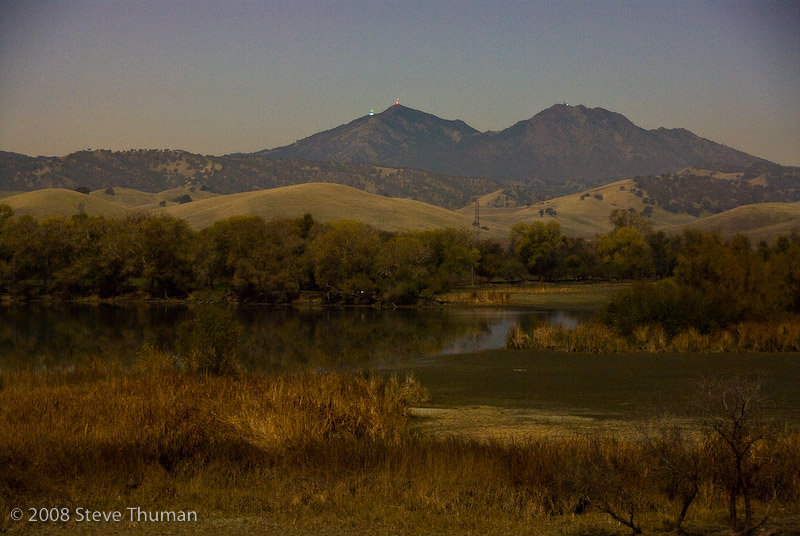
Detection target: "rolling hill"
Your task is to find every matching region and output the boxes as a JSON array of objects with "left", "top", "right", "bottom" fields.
[
  {"left": 467, "top": 179, "right": 696, "bottom": 238},
  {"left": 0, "top": 189, "right": 131, "bottom": 219},
  {"left": 3, "top": 182, "right": 798, "bottom": 243},
  {"left": 89, "top": 186, "right": 220, "bottom": 209},
  {"left": 670, "top": 202, "right": 800, "bottom": 243},
  {"left": 154, "top": 182, "right": 508, "bottom": 237}
]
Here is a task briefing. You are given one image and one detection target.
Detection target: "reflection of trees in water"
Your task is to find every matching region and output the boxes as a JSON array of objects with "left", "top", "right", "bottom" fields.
[
  {"left": 239, "top": 308, "right": 485, "bottom": 371},
  {"left": 0, "top": 304, "right": 176, "bottom": 370},
  {"left": 1, "top": 305, "right": 494, "bottom": 371},
  {"left": 0, "top": 304, "right": 189, "bottom": 370}
]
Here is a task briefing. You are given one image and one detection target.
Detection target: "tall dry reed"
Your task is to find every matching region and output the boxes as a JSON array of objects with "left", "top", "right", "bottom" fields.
[{"left": 505, "top": 318, "right": 800, "bottom": 353}]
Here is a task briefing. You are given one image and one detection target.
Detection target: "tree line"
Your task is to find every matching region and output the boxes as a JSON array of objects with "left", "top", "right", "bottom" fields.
[{"left": 1, "top": 204, "right": 799, "bottom": 308}]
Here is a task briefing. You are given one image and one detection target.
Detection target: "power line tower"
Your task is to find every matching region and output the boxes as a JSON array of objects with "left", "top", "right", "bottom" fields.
[{"left": 472, "top": 198, "right": 480, "bottom": 238}]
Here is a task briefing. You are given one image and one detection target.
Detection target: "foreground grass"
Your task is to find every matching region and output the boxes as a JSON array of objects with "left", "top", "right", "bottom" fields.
[{"left": 2, "top": 362, "right": 799, "bottom": 535}]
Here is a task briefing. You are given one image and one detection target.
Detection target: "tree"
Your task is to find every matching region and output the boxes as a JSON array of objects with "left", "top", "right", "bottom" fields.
[
  {"left": 510, "top": 221, "right": 563, "bottom": 280},
  {"left": 232, "top": 217, "right": 305, "bottom": 301},
  {"left": 308, "top": 220, "right": 381, "bottom": 302},
  {"left": 697, "top": 376, "right": 768, "bottom": 532},
  {"left": 418, "top": 229, "right": 480, "bottom": 293},
  {"left": 375, "top": 233, "right": 433, "bottom": 304},
  {"left": 125, "top": 214, "right": 195, "bottom": 297},
  {"left": 597, "top": 226, "right": 654, "bottom": 279}
]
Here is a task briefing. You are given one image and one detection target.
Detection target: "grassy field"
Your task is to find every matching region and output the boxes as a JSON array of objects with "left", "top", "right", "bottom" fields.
[{"left": 2, "top": 360, "right": 799, "bottom": 535}]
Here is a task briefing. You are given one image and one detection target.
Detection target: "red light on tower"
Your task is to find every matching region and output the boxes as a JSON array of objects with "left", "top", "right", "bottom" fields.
[{"left": 395, "top": 97, "right": 400, "bottom": 105}]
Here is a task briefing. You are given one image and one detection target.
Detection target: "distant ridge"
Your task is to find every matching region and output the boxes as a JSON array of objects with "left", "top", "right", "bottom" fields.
[{"left": 257, "top": 103, "right": 770, "bottom": 183}]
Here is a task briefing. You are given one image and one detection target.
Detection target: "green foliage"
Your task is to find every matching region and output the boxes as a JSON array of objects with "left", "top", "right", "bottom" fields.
[
  {"left": 126, "top": 214, "right": 195, "bottom": 297},
  {"left": 308, "top": 220, "right": 381, "bottom": 302},
  {"left": 597, "top": 226, "right": 654, "bottom": 279},
  {"left": 194, "top": 215, "right": 306, "bottom": 302},
  {"left": 600, "top": 280, "right": 711, "bottom": 338},
  {"left": 176, "top": 307, "right": 243, "bottom": 375},
  {"left": 375, "top": 233, "right": 433, "bottom": 304},
  {"left": 510, "top": 220, "right": 563, "bottom": 280},
  {"left": 600, "top": 230, "right": 800, "bottom": 339}
]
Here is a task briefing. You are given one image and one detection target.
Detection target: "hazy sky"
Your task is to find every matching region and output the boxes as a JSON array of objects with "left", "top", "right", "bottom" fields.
[{"left": 1, "top": 1, "right": 798, "bottom": 165}]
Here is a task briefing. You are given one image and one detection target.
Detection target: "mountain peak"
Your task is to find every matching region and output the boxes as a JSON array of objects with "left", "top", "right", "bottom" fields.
[{"left": 257, "top": 103, "right": 766, "bottom": 182}]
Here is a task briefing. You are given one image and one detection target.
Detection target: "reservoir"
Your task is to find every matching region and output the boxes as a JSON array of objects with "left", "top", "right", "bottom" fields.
[{"left": 2, "top": 303, "right": 798, "bottom": 423}]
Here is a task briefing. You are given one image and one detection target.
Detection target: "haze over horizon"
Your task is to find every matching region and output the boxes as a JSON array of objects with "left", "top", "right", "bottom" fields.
[{"left": 1, "top": 1, "right": 798, "bottom": 166}]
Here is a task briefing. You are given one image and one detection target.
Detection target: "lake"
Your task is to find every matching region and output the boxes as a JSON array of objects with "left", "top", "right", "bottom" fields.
[
  {"left": 2, "top": 303, "right": 798, "bottom": 424},
  {"left": 0, "top": 303, "right": 590, "bottom": 371}
]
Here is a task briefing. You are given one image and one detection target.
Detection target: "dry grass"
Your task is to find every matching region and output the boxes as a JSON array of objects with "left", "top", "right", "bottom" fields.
[
  {"left": 1, "top": 188, "right": 131, "bottom": 219},
  {"left": 506, "top": 318, "right": 800, "bottom": 353},
  {"left": 1, "top": 363, "right": 799, "bottom": 535},
  {"left": 153, "top": 182, "right": 507, "bottom": 236},
  {"left": 469, "top": 178, "right": 696, "bottom": 239},
  {"left": 440, "top": 282, "right": 632, "bottom": 309},
  {"left": 673, "top": 201, "right": 800, "bottom": 243}
]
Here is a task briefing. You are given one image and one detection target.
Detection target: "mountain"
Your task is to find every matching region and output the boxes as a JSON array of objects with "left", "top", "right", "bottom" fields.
[
  {"left": 258, "top": 104, "right": 770, "bottom": 183},
  {"left": 258, "top": 104, "right": 478, "bottom": 173}
]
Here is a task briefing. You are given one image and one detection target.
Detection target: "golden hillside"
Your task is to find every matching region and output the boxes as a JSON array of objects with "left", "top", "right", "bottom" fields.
[
  {"left": 469, "top": 179, "right": 695, "bottom": 237},
  {"left": 155, "top": 182, "right": 508, "bottom": 237},
  {"left": 6, "top": 184, "right": 799, "bottom": 244},
  {"left": 1, "top": 189, "right": 130, "bottom": 219},
  {"left": 672, "top": 202, "right": 800, "bottom": 243},
  {"left": 90, "top": 186, "right": 220, "bottom": 209}
]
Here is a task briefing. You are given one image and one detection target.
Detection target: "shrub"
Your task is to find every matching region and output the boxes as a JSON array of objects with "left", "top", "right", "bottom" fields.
[
  {"left": 600, "top": 280, "right": 716, "bottom": 338},
  {"left": 504, "top": 323, "right": 531, "bottom": 349},
  {"left": 176, "top": 307, "right": 243, "bottom": 375},
  {"left": 567, "top": 323, "right": 630, "bottom": 353}
]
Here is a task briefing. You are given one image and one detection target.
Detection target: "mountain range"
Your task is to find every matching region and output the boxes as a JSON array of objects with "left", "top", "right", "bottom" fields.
[
  {"left": 2, "top": 103, "right": 796, "bottom": 219},
  {"left": 258, "top": 103, "right": 769, "bottom": 183}
]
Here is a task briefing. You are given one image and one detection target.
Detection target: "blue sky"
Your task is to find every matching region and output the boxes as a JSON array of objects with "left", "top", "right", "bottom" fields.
[{"left": 1, "top": 0, "right": 798, "bottom": 165}]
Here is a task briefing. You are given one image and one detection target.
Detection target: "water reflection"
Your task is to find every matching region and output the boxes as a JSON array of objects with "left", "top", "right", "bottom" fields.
[{"left": 0, "top": 304, "right": 592, "bottom": 371}]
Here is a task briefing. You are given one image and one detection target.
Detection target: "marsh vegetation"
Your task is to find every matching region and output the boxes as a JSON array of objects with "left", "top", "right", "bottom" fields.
[{"left": 2, "top": 357, "right": 799, "bottom": 535}]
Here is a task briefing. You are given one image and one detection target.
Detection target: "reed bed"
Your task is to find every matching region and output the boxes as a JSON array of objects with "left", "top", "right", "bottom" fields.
[
  {"left": 506, "top": 318, "right": 800, "bottom": 353},
  {"left": 1, "top": 362, "right": 799, "bottom": 534}
]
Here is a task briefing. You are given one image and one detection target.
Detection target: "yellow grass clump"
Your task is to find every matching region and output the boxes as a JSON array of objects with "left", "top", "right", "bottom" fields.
[{"left": 506, "top": 318, "right": 800, "bottom": 353}]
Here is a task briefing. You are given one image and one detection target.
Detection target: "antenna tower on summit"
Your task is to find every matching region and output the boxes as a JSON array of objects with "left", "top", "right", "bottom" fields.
[{"left": 395, "top": 97, "right": 400, "bottom": 105}]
